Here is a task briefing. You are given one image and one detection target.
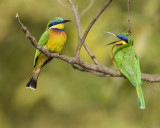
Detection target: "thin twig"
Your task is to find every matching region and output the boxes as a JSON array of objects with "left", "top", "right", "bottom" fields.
[
  {"left": 83, "top": 43, "right": 100, "bottom": 65},
  {"left": 67, "top": 0, "right": 100, "bottom": 65},
  {"left": 16, "top": 13, "right": 39, "bottom": 49},
  {"left": 16, "top": 13, "right": 160, "bottom": 83},
  {"left": 80, "top": 0, "right": 94, "bottom": 17},
  {"left": 72, "top": 64, "right": 109, "bottom": 77},
  {"left": 67, "top": 0, "right": 82, "bottom": 42},
  {"left": 57, "top": 0, "right": 72, "bottom": 12},
  {"left": 75, "top": 0, "right": 112, "bottom": 57},
  {"left": 127, "top": 0, "right": 133, "bottom": 71},
  {"left": 128, "top": 0, "right": 131, "bottom": 34}
]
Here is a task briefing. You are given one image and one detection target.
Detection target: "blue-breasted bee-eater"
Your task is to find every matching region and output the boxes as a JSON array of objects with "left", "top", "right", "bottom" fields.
[
  {"left": 26, "top": 17, "right": 71, "bottom": 90},
  {"left": 106, "top": 32, "right": 145, "bottom": 109}
]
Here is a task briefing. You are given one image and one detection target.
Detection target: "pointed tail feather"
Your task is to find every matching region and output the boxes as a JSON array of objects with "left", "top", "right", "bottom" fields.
[
  {"left": 136, "top": 84, "right": 145, "bottom": 109},
  {"left": 26, "top": 67, "right": 41, "bottom": 90}
]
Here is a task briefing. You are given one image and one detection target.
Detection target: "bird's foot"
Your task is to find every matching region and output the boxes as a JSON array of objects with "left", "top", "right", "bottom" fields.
[
  {"left": 56, "top": 52, "right": 60, "bottom": 57},
  {"left": 49, "top": 51, "right": 61, "bottom": 57}
]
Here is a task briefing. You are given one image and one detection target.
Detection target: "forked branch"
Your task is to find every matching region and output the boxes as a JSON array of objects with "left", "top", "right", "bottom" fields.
[
  {"left": 76, "top": 0, "right": 112, "bottom": 57},
  {"left": 80, "top": 0, "right": 94, "bottom": 17},
  {"left": 16, "top": 0, "right": 160, "bottom": 83},
  {"left": 66, "top": 0, "right": 100, "bottom": 65}
]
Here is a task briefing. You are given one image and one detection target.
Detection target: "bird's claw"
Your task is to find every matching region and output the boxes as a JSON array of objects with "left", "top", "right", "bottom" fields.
[
  {"left": 69, "top": 58, "right": 73, "bottom": 63},
  {"left": 56, "top": 53, "right": 60, "bottom": 57}
]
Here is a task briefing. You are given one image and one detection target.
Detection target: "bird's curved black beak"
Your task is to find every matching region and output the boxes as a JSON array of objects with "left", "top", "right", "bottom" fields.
[
  {"left": 105, "top": 41, "right": 118, "bottom": 46},
  {"left": 62, "top": 20, "right": 71, "bottom": 23},
  {"left": 105, "top": 32, "right": 118, "bottom": 46}
]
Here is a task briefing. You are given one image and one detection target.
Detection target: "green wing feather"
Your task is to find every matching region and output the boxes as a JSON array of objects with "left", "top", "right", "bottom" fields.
[
  {"left": 113, "top": 44, "right": 141, "bottom": 86},
  {"left": 34, "top": 30, "right": 49, "bottom": 67},
  {"left": 113, "top": 44, "right": 145, "bottom": 109}
]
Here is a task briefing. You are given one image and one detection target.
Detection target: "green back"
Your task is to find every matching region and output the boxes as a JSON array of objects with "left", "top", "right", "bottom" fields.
[
  {"left": 34, "top": 30, "right": 49, "bottom": 67},
  {"left": 113, "top": 44, "right": 142, "bottom": 86}
]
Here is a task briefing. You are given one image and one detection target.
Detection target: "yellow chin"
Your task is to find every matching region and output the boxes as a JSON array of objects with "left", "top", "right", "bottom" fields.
[
  {"left": 115, "top": 40, "right": 126, "bottom": 45},
  {"left": 52, "top": 23, "right": 64, "bottom": 29}
]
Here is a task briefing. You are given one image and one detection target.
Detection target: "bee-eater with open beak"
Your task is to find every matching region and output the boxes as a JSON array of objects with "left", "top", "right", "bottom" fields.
[
  {"left": 106, "top": 32, "right": 145, "bottom": 109},
  {"left": 26, "top": 17, "right": 71, "bottom": 90}
]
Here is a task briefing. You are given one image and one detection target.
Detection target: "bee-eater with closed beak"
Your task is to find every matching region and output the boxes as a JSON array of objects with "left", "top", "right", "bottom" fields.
[
  {"left": 106, "top": 32, "right": 145, "bottom": 109},
  {"left": 26, "top": 17, "right": 71, "bottom": 90}
]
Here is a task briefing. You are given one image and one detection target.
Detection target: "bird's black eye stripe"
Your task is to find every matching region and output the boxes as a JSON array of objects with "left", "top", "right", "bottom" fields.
[
  {"left": 48, "top": 22, "right": 60, "bottom": 28},
  {"left": 49, "top": 23, "right": 53, "bottom": 28},
  {"left": 122, "top": 37, "right": 128, "bottom": 43},
  {"left": 124, "top": 39, "right": 128, "bottom": 43}
]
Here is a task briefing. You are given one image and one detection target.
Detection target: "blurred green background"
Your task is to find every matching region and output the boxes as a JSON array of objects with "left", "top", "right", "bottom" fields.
[{"left": 0, "top": 0, "right": 160, "bottom": 128}]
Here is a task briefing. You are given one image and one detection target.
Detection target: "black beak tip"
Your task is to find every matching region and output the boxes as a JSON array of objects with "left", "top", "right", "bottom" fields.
[
  {"left": 63, "top": 20, "right": 71, "bottom": 23},
  {"left": 105, "top": 41, "right": 118, "bottom": 46}
]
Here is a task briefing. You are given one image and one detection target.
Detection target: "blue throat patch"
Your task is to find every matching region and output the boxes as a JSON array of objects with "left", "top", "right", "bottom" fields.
[{"left": 53, "top": 28, "right": 64, "bottom": 31}]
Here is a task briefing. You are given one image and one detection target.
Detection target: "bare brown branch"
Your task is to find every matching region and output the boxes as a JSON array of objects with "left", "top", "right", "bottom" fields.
[
  {"left": 80, "top": 0, "right": 94, "bottom": 17},
  {"left": 72, "top": 64, "right": 109, "bottom": 77},
  {"left": 128, "top": 0, "right": 131, "bottom": 34},
  {"left": 16, "top": 13, "right": 39, "bottom": 49},
  {"left": 67, "top": 0, "right": 100, "bottom": 65},
  {"left": 57, "top": 0, "right": 72, "bottom": 12},
  {"left": 76, "top": 0, "right": 112, "bottom": 57},
  {"left": 67, "top": 0, "right": 82, "bottom": 41}
]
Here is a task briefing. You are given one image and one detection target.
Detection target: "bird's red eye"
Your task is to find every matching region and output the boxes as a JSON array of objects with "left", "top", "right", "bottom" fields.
[{"left": 54, "top": 22, "right": 57, "bottom": 25}]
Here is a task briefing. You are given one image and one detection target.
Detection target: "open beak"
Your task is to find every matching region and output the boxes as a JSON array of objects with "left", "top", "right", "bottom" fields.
[
  {"left": 105, "top": 32, "right": 118, "bottom": 46},
  {"left": 105, "top": 32, "right": 117, "bottom": 37},
  {"left": 61, "top": 20, "right": 71, "bottom": 23},
  {"left": 105, "top": 41, "right": 118, "bottom": 46},
  {"left": 106, "top": 40, "right": 125, "bottom": 46},
  {"left": 105, "top": 32, "right": 126, "bottom": 46}
]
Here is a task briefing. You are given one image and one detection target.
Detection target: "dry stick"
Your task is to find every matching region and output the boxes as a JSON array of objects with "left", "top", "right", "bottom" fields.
[
  {"left": 67, "top": 0, "right": 82, "bottom": 42},
  {"left": 72, "top": 64, "right": 108, "bottom": 77},
  {"left": 128, "top": 0, "right": 131, "bottom": 34},
  {"left": 67, "top": 0, "right": 100, "bottom": 65},
  {"left": 16, "top": 13, "right": 160, "bottom": 83},
  {"left": 80, "top": 0, "right": 94, "bottom": 17},
  {"left": 57, "top": 0, "right": 72, "bottom": 11},
  {"left": 75, "top": 0, "right": 112, "bottom": 57},
  {"left": 127, "top": 0, "right": 133, "bottom": 72}
]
